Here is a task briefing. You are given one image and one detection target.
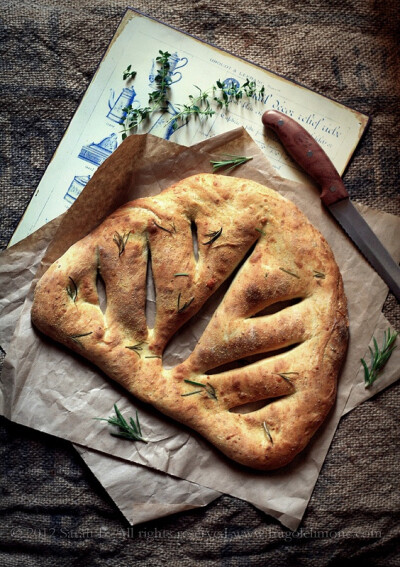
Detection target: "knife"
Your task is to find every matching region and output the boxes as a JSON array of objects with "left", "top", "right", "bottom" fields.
[{"left": 261, "top": 109, "right": 400, "bottom": 301}]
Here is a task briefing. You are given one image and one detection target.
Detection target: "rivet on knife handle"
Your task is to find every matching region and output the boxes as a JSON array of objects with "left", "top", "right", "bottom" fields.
[{"left": 262, "top": 109, "right": 349, "bottom": 206}]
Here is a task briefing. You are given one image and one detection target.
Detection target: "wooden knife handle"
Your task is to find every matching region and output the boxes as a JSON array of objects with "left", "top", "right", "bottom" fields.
[{"left": 262, "top": 109, "right": 349, "bottom": 206}]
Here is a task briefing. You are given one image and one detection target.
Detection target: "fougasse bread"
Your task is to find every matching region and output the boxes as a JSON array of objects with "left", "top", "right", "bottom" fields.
[{"left": 31, "top": 173, "right": 349, "bottom": 470}]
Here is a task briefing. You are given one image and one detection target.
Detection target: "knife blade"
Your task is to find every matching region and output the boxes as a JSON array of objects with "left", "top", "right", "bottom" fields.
[{"left": 261, "top": 109, "right": 400, "bottom": 301}]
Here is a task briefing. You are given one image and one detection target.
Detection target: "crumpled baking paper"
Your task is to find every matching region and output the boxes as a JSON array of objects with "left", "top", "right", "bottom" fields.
[{"left": 1, "top": 129, "right": 399, "bottom": 530}]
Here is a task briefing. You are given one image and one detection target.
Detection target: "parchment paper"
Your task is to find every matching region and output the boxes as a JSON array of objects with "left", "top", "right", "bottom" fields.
[
  {"left": 0, "top": 214, "right": 220, "bottom": 526},
  {"left": 1, "top": 129, "right": 399, "bottom": 530}
]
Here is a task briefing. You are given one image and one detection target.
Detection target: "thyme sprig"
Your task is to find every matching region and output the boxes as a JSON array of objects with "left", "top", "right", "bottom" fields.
[
  {"left": 183, "top": 379, "right": 218, "bottom": 400},
  {"left": 169, "top": 85, "right": 216, "bottom": 131},
  {"left": 361, "top": 328, "right": 398, "bottom": 388},
  {"left": 96, "top": 403, "right": 147, "bottom": 443},
  {"left": 211, "top": 154, "right": 253, "bottom": 173},
  {"left": 66, "top": 277, "right": 78, "bottom": 302},
  {"left": 202, "top": 227, "right": 222, "bottom": 245},
  {"left": 113, "top": 231, "right": 130, "bottom": 256},
  {"left": 213, "top": 78, "right": 259, "bottom": 107},
  {"left": 177, "top": 292, "right": 194, "bottom": 313}
]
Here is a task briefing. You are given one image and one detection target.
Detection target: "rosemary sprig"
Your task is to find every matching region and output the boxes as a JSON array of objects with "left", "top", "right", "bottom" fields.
[
  {"left": 177, "top": 292, "right": 194, "bottom": 313},
  {"left": 182, "top": 379, "right": 218, "bottom": 400},
  {"left": 69, "top": 332, "right": 93, "bottom": 347},
  {"left": 210, "top": 154, "right": 253, "bottom": 173},
  {"left": 66, "top": 277, "right": 78, "bottom": 302},
  {"left": 96, "top": 403, "right": 147, "bottom": 443},
  {"left": 202, "top": 227, "right": 222, "bottom": 245},
  {"left": 262, "top": 421, "right": 273, "bottom": 444},
  {"left": 113, "top": 231, "right": 130, "bottom": 256},
  {"left": 313, "top": 270, "right": 326, "bottom": 279},
  {"left": 125, "top": 342, "right": 145, "bottom": 357},
  {"left": 279, "top": 267, "right": 300, "bottom": 279},
  {"left": 361, "top": 328, "right": 398, "bottom": 388},
  {"left": 122, "top": 64, "right": 137, "bottom": 80}
]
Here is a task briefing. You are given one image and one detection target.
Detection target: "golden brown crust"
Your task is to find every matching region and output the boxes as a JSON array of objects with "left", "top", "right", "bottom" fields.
[{"left": 31, "top": 173, "right": 348, "bottom": 470}]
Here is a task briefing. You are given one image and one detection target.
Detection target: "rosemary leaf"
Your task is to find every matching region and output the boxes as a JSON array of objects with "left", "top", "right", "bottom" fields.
[
  {"left": 181, "top": 390, "right": 203, "bottom": 397},
  {"left": 174, "top": 273, "right": 189, "bottom": 277},
  {"left": 184, "top": 379, "right": 206, "bottom": 387},
  {"left": 69, "top": 331, "right": 93, "bottom": 348},
  {"left": 279, "top": 267, "right": 300, "bottom": 279},
  {"left": 205, "top": 382, "right": 218, "bottom": 401},
  {"left": 276, "top": 372, "right": 299, "bottom": 384},
  {"left": 362, "top": 328, "right": 398, "bottom": 388},
  {"left": 177, "top": 292, "right": 194, "bottom": 313},
  {"left": 263, "top": 421, "right": 273, "bottom": 443},
  {"left": 154, "top": 221, "right": 173, "bottom": 234},
  {"left": 144, "top": 355, "right": 162, "bottom": 359},
  {"left": 66, "top": 277, "right": 78, "bottom": 302},
  {"left": 126, "top": 342, "right": 145, "bottom": 357},
  {"left": 96, "top": 403, "right": 147, "bottom": 443},
  {"left": 183, "top": 379, "right": 217, "bottom": 400},
  {"left": 202, "top": 227, "right": 222, "bottom": 245},
  {"left": 210, "top": 154, "right": 253, "bottom": 173},
  {"left": 313, "top": 270, "right": 326, "bottom": 279},
  {"left": 255, "top": 228, "right": 266, "bottom": 236}
]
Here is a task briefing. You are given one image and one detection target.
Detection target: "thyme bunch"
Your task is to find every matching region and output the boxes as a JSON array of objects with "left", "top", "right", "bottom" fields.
[{"left": 120, "top": 52, "right": 265, "bottom": 138}]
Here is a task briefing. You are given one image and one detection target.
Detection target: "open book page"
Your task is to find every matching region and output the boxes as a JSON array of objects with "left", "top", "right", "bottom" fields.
[{"left": 10, "top": 8, "right": 368, "bottom": 245}]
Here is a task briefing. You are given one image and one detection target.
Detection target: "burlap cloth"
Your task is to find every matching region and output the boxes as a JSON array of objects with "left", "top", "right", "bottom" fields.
[{"left": 0, "top": 1, "right": 399, "bottom": 565}]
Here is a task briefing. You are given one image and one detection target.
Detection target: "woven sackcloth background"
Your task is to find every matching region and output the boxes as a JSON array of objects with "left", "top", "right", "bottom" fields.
[{"left": 0, "top": 1, "right": 399, "bottom": 565}]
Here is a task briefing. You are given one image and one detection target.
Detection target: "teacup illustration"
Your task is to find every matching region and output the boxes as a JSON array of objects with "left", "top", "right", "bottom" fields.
[{"left": 148, "top": 52, "right": 188, "bottom": 87}]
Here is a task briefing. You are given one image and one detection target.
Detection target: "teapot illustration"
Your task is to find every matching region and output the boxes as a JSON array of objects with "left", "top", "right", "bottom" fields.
[
  {"left": 148, "top": 52, "right": 188, "bottom": 87},
  {"left": 78, "top": 133, "right": 118, "bottom": 167},
  {"left": 64, "top": 174, "right": 91, "bottom": 204},
  {"left": 107, "top": 86, "right": 139, "bottom": 123}
]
